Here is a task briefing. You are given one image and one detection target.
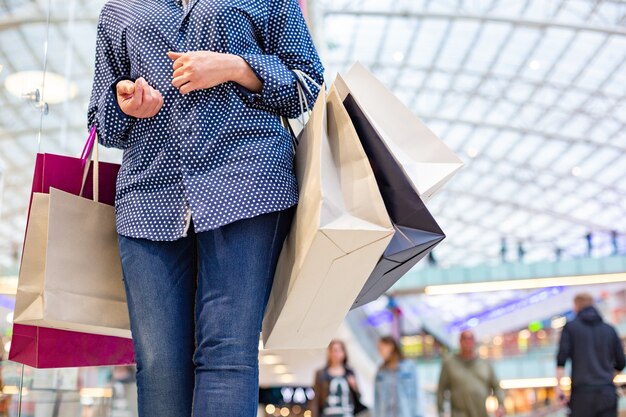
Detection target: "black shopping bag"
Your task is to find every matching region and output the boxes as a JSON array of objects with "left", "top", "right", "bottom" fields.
[{"left": 341, "top": 93, "right": 446, "bottom": 309}]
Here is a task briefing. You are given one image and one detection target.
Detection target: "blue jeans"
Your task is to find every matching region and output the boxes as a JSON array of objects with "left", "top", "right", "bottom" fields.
[{"left": 118, "top": 208, "right": 293, "bottom": 417}]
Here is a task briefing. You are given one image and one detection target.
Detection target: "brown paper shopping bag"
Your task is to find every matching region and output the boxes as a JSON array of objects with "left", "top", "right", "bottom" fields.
[{"left": 262, "top": 82, "right": 394, "bottom": 349}]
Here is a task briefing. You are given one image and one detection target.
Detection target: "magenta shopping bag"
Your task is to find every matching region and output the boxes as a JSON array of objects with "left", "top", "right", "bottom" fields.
[{"left": 9, "top": 126, "right": 135, "bottom": 368}]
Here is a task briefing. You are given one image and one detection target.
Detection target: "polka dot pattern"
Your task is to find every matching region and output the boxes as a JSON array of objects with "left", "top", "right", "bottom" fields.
[{"left": 87, "top": 0, "right": 324, "bottom": 241}]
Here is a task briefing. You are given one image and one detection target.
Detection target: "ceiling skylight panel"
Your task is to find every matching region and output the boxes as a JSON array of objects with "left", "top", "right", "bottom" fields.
[
  {"left": 496, "top": 209, "right": 531, "bottom": 235},
  {"left": 507, "top": 134, "right": 544, "bottom": 164},
  {"left": 492, "top": 28, "right": 541, "bottom": 77},
  {"left": 559, "top": 89, "right": 591, "bottom": 112},
  {"left": 505, "top": 81, "right": 534, "bottom": 102},
  {"left": 483, "top": 100, "right": 518, "bottom": 126},
  {"left": 570, "top": 200, "right": 607, "bottom": 224},
  {"left": 483, "top": 130, "right": 520, "bottom": 159},
  {"left": 549, "top": 32, "right": 607, "bottom": 86},
  {"left": 437, "top": 20, "right": 481, "bottom": 71},
  {"left": 1, "top": 30, "right": 40, "bottom": 70},
  {"left": 351, "top": 16, "right": 388, "bottom": 63},
  {"left": 574, "top": 37, "right": 626, "bottom": 91},
  {"left": 588, "top": 118, "right": 621, "bottom": 143},
  {"left": 407, "top": 20, "right": 450, "bottom": 67},
  {"left": 453, "top": 73, "right": 483, "bottom": 93},
  {"left": 461, "top": 95, "right": 493, "bottom": 121},
  {"left": 551, "top": 194, "right": 581, "bottom": 217},
  {"left": 594, "top": 153, "right": 626, "bottom": 187},
  {"left": 553, "top": 0, "right": 599, "bottom": 25},
  {"left": 415, "top": 90, "right": 445, "bottom": 116},
  {"left": 435, "top": 91, "right": 471, "bottom": 119},
  {"left": 559, "top": 114, "right": 595, "bottom": 140},
  {"left": 467, "top": 174, "right": 501, "bottom": 196},
  {"left": 379, "top": 18, "right": 414, "bottom": 66},
  {"left": 462, "top": 22, "right": 511, "bottom": 74},
  {"left": 324, "top": 15, "right": 356, "bottom": 60},
  {"left": 522, "top": 0, "right": 563, "bottom": 21},
  {"left": 519, "top": 28, "right": 573, "bottom": 82},
  {"left": 535, "top": 172, "right": 558, "bottom": 188}
]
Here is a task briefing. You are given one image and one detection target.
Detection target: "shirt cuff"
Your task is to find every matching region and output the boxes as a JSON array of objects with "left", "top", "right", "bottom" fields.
[{"left": 236, "top": 53, "right": 298, "bottom": 109}]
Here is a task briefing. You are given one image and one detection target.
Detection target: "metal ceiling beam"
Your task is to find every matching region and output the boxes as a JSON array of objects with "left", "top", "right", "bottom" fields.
[
  {"left": 420, "top": 115, "right": 625, "bottom": 152},
  {"left": 0, "top": 15, "right": 95, "bottom": 31},
  {"left": 323, "top": 10, "right": 626, "bottom": 36}
]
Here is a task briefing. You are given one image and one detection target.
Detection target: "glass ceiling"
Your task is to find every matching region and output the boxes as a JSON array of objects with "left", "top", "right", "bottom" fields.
[{"left": 0, "top": 0, "right": 625, "bottom": 270}]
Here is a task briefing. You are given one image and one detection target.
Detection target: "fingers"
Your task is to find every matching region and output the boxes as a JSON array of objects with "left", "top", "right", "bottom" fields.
[
  {"left": 133, "top": 77, "right": 144, "bottom": 107},
  {"left": 116, "top": 80, "right": 135, "bottom": 97},
  {"left": 168, "top": 51, "right": 186, "bottom": 70},
  {"left": 172, "top": 73, "right": 191, "bottom": 89},
  {"left": 179, "top": 81, "right": 196, "bottom": 95}
]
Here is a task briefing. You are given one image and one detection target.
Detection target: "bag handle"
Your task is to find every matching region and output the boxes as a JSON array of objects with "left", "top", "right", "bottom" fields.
[
  {"left": 80, "top": 125, "right": 97, "bottom": 164},
  {"left": 79, "top": 126, "right": 100, "bottom": 203},
  {"left": 284, "top": 69, "right": 323, "bottom": 152}
]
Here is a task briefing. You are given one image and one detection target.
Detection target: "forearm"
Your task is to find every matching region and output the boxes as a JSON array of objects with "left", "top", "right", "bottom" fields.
[{"left": 556, "top": 367, "right": 565, "bottom": 383}]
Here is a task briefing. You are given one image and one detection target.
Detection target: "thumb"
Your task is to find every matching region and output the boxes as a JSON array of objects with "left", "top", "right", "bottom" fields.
[{"left": 117, "top": 80, "right": 135, "bottom": 95}]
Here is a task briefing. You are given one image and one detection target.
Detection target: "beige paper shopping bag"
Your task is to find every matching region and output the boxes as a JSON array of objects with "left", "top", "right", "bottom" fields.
[
  {"left": 262, "top": 83, "right": 394, "bottom": 350},
  {"left": 14, "top": 144, "right": 130, "bottom": 339},
  {"left": 336, "top": 62, "right": 463, "bottom": 202}
]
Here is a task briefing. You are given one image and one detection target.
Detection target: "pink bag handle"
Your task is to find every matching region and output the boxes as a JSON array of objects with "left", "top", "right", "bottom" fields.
[
  {"left": 80, "top": 125, "right": 97, "bottom": 164},
  {"left": 79, "top": 125, "right": 100, "bottom": 202}
]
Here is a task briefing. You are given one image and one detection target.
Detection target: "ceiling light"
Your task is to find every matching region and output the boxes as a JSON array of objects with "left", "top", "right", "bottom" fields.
[
  {"left": 500, "top": 377, "right": 558, "bottom": 389},
  {"left": 80, "top": 388, "right": 113, "bottom": 398},
  {"left": 393, "top": 51, "right": 405, "bottom": 62},
  {"left": 279, "top": 374, "right": 295, "bottom": 384},
  {"left": 466, "top": 148, "right": 478, "bottom": 158},
  {"left": 528, "top": 60, "right": 541, "bottom": 70},
  {"left": 423, "top": 272, "right": 626, "bottom": 295},
  {"left": 551, "top": 316, "right": 567, "bottom": 329},
  {"left": 571, "top": 166, "right": 582, "bottom": 177},
  {"left": 260, "top": 354, "right": 282, "bottom": 365},
  {"left": 5, "top": 312, "right": 13, "bottom": 324},
  {"left": 274, "top": 365, "right": 289, "bottom": 374},
  {"left": 5, "top": 71, "right": 78, "bottom": 104}
]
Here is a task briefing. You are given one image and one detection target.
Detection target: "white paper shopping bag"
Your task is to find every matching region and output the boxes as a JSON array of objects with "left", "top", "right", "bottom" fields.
[
  {"left": 262, "top": 83, "right": 394, "bottom": 349},
  {"left": 336, "top": 62, "right": 464, "bottom": 202}
]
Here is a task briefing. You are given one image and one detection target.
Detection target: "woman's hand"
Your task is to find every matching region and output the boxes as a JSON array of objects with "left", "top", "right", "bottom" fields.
[
  {"left": 116, "top": 78, "right": 164, "bottom": 118},
  {"left": 168, "top": 50, "right": 262, "bottom": 95}
]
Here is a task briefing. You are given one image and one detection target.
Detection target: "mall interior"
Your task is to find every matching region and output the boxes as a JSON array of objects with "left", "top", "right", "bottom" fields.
[{"left": 0, "top": 0, "right": 625, "bottom": 416}]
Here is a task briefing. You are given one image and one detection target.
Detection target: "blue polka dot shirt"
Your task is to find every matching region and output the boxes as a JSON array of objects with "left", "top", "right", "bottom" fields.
[{"left": 88, "top": 0, "right": 324, "bottom": 241}]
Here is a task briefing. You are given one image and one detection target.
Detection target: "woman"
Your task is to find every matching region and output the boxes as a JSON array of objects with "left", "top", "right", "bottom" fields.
[
  {"left": 312, "top": 340, "right": 365, "bottom": 417},
  {"left": 87, "top": 0, "right": 324, "bottom": 416},
  {"left": 374, "top": 336, "right": 422, "bottom": 417}
]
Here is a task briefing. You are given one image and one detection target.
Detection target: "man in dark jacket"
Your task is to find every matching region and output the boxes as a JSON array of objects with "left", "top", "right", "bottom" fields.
[{"left": 556, "top": 292, "right": 626, "bottom": 417}]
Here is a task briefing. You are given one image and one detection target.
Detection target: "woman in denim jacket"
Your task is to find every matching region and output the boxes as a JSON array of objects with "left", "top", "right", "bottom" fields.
[{"left": 374, "top": 336, "right": 423, "bottom": 417}]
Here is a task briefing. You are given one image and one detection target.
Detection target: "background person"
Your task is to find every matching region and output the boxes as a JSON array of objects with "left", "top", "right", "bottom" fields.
[
  {"left": 556, "top": 292, "right": 626, "bottom": 417},
  {"left": 374, "top": 336, "right": 423, "bottom": 417},
  {"left": 311, "top": 340, "right": 365, "bottom": 417},
  {"left": 437, "top": 330, "right": 505, "bottom": 417}
]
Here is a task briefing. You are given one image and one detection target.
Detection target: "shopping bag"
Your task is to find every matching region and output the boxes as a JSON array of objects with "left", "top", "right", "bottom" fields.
[
  {"left": 262, "top": 82, "right": 394, "bottom": 349},
  {"left": 9, "top": 325, "right": 133, "bottom": 369},
  {"left": 333, "top": 73, "right": 449, "bottom": 309},
  {"left": 9, "top": 127, "right": 134, "bottom": 368},
  {"left": 336, "top": 62, "right": 463, "bottom": 202}
]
